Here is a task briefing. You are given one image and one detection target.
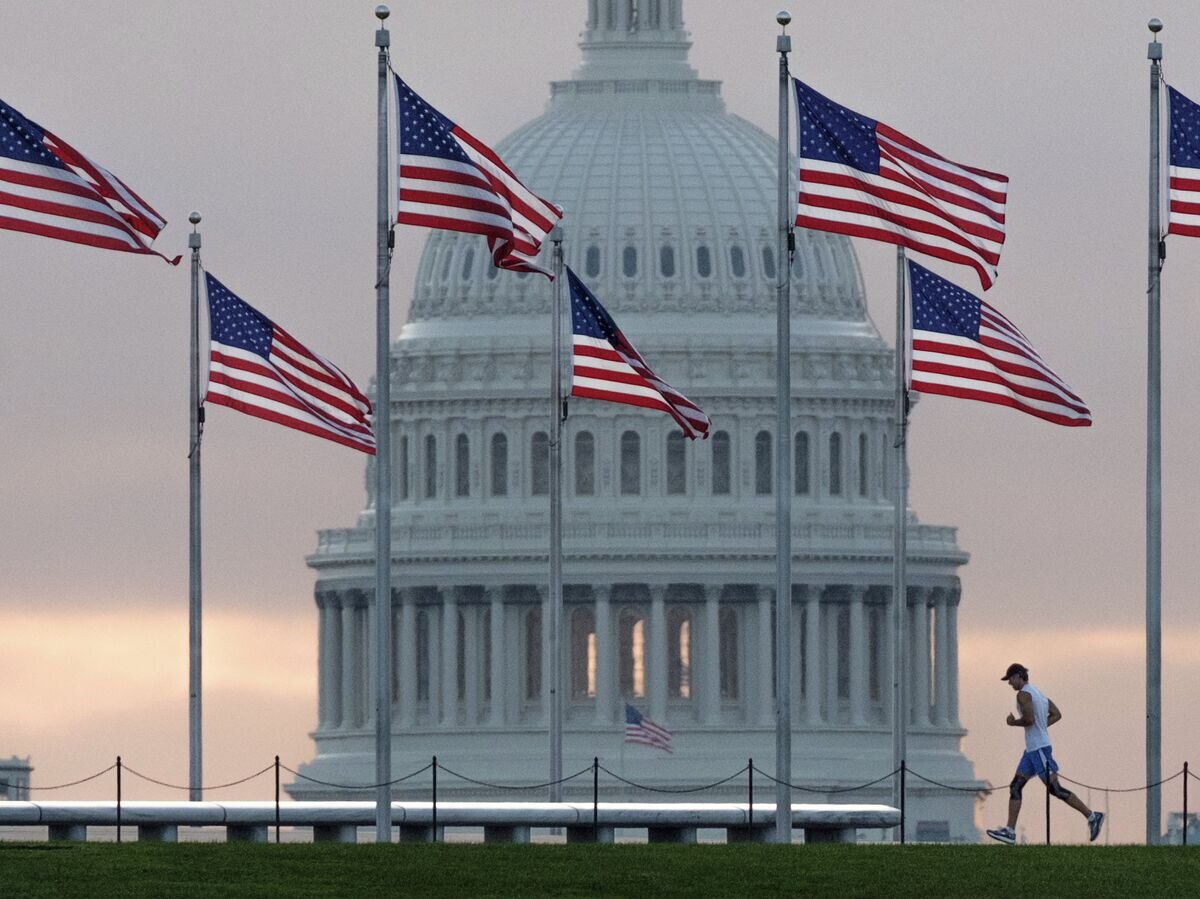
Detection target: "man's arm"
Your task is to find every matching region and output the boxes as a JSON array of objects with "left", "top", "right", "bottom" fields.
[
  {"left": 1006, "top": 690, "right": 1034, "bottom": 727},
  {"left": 1047, "top": 698, "right": 1062, "bottom": 727}
]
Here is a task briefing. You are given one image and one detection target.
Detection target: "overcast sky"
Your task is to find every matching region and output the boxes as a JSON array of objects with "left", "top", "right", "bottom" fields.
[{"left": 2, "top": 0, "right": 1199, "bottom": 843}]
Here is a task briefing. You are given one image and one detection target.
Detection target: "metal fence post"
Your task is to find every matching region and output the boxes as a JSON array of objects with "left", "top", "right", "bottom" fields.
[
  {"left": 593, "top": 757, "right": 599, "bottom": 834},
  {"left": 432, "top": 756, "right": 438, "bottom": 843},
  {"left": 899, "top": 759, "right": 906, "bottom": 845},
  {"left": 748, "top": 758, "right": 754, "bottom": 816},
  {"left": 275, "top": 755, "right": 281, "bottom": 844},
  {"left": 1045, "top": 776, "right": 1051, "bottom": 845},
  {"left": 1184, "top": 761, "right": 1189, "bottom": 846},
  {"left": 116, "top": 756, "right": 122, "bottom": 843}
]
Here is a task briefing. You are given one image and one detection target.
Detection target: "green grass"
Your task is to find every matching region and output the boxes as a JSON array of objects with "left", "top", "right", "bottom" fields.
[{"left": 3, "top": 843, "right": 1199, "bottom": 898}]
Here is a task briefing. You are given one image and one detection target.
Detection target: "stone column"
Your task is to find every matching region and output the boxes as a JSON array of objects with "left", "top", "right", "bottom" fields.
[
  {"left": 948, "top": 590, "right": 961, "bottom": 726},
  {"left": 488, "top": 588, "right": 505, "bottom": 726},
  {"left": 340, "top": 596, "right": 358, "bottom": 728},
  {"left": 648, "top": 585, "right": 668, "bottom": 721},
  {"left": 790, "top": 585, "right": 803, "bottom": 720},
  {"left": 538, "top": 584, "right": 550, "bottom": 724},
  {"left": 702, "top": 585, "right": 721, "bottom": 724},
  {"left": 464, "top": 602, "right": 479, "bottom": 725},
  {"left": 757, "top": 586, "right": 774, "bottom": 725},
  {"left": 399, "top": 589, "right": 417, "bottom": 728},
  {"left": 391, "top": 595, "right": 402, "bottom": 718},
  {"left": 594, "top": 585, "right": 614, "bottom": 725},
  {"left": 442, "top": 589, "right": 459, "bottom": 726},
  {"left": 364, "top": 592, "right": 376, "bottom": 728},
  {"left": 910, "top": 588, "right": 930, "bottom": 727},
  {"left": 848, "top": 586, "right": 867, "bottom": 725},
  {"left": 933, "top": 589, "right": 951, "bottom": 727},
  {"left": 804, "top": 585, "right": 822, "bottom": 725},
  {"left": 318, "top": 592, "right": 340, "bottom": 729},
  {"left": 825, "top": 593, "right": 839, "bottom": 723}
]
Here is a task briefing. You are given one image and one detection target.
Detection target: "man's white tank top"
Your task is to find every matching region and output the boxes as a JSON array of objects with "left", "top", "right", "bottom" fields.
[{"left": 1020, "top": 684, "right": 1052, "bottom": 751}]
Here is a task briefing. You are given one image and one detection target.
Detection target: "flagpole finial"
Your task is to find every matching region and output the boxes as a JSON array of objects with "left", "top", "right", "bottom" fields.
[
  {"left": 188, "top": 211, "right": 201, "bottom": 228},
  {"left": 375, "top": 5, "right": 390, "bottom": 21},
  {"left": 1148, "top": 17, "right": 1163, "bottom": 34},
  {"left": 776, "top": 10, "right": 791, "bottom": 29}
]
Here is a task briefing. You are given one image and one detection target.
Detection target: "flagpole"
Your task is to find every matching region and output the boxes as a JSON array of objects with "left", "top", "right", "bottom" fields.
[
  {"left": 373, "top": 3, "right": 394, "bottom": 843},
  {"left": 549, "top": 225, "right": 565, "bottom": 802},
  {"left": 773, "top": 10, "right": 795, "bottom": 845},
  {"left": 1145, "top": 16, "right": 1164, "bottom": 846},
  {"left": 188, "top": 210, "right": 203, "bottom": 803},
  {"left": 891, "top": 245, "right": 909, "bottom": 838}
]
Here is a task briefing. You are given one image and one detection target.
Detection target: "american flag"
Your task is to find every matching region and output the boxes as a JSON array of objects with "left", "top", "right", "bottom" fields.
[
  {"left": 205, "top": 274, "right": 376, "bottom": 454},
  {"left": 395, "top": 76, "right": 561, "bottom": 278},
  {"left": 908, "top": 260, "right": 1091, "bottom": 427},
  {"left": 625, "top": 704, "right": 672, "bottom": 753},
  {"left": 793, "top": 79, "right": 1008, "bottom": 290},
  {"left": 0, "top": 97, "right": 177, "bottom": 263},
  {"left": 568, "top": 267, "right": 710, "bottom": 439},
  {"left": 1168, "top": 84, "right": 1200, "bottom": 238}
]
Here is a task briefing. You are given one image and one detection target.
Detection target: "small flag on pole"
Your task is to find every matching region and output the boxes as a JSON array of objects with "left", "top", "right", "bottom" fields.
[
  {"left": 205, "top": 273, "right": 376, "bottom": 454},
  {"left": 625, "top": 704, "right": 672, "bottom": 753},
  {"left": 395, "top": 76, "right": 561, "bottom": 278},
  {"left": 1168, "top": 85, "right": 1200, "bottom": 238},
  {"left": 567, "top": 267, "right": 710, "bottom": 438},
  {"left": 0, "top": 97, "right": 178, "bottom": 263},
  {"left": 793, "top": 79, "right": 1008, "bottom": 290},
  {"left": 908, "top": 261, "right": 1091, "bottom": 427}
]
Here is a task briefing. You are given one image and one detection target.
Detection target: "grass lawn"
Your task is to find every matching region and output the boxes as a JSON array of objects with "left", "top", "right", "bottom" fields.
[{"left": 3, "top": 843, "right": 1199, "bottom": 898}]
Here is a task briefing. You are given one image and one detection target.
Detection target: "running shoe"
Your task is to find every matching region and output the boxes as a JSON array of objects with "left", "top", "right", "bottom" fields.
[
  {"left": 986, "top": 825, "right": 1016, "bottom": 845},
  {"left": 1088, "top": 811, "right": 1105, "bottom": 842}
]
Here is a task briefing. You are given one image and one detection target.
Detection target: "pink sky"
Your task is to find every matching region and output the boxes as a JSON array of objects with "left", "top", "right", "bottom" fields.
[{"left": 4, "top": 0, "right": 1200, "bottom": 844}]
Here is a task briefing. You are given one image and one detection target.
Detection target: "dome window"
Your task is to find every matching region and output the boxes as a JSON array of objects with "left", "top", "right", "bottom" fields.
[
  {"left": 829, "top": 431, "right": 843, "bottom": 496},
  {"left": 794, "top": 431, "right": 810, "bottom": 496},
  {"left": 761, "top": 246, "right": 777, "bottom": 279},
  {"left": 487, "top": 260, "right": 500, "bottom": 280},
  {"left": 620, "top": 430, "right": 641, "bottom": 495},
  {"left": 730, "top": 245, "right": 747, "bottom": 278},
  {"left": 460, "top": 248, "right": 474, "bottom": 280},
  {"left": 711, "top": 431, "right": 731, "bottom": 496},
  {"left": 531, "top": 432, "right": 550, "bottom": 496},
  {"left": 491, "top": 433, "right": 508, "bottom": 497},
  {"left": 623, "top": 245, "right": 638, "bottom": 278},
  {"left": 440, "top": 247, "right": 455, "bottom": 282},
  {"left": 424, "top": 434, "right": 437, "bottom": 499},
  {"left": 696, "top": 245, "right": 712, "bottom": 278},
  {"left": 575, "top": 431, "right": 595, "bottom": 496},
  {"left": 754, "top": 429, "right": 772, "bottom": 495},
  {"left": 666, "top": 431, "right": 686, "bottom": 495},
  {"left": 454, "top": 434, "right": 470, "bottom": 498},
  {"left": 585, "top": 244, "right": 602, "bottom": 278},
  {"left": 659, "top": 244, "right": 675, "bottom": 278},
  {"left": 792, "top": 250, "right": 805, "bottom": 277}
]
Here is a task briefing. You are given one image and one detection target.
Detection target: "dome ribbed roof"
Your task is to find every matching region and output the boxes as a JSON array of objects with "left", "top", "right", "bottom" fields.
[{"left": 406, "top": 1, "right": 869, "bottom": 326}]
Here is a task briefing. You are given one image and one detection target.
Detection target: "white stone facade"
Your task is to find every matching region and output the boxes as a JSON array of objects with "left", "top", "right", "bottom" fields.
[{"left": 289, "top": 0, "right": 984, "bottom": 841}]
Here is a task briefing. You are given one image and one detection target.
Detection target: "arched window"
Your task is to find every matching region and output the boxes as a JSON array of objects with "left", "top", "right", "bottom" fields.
[
  {"left": 440, "top": 246, "right": 455, "bottom": 282},
  {"left": 491, "top": 433, "right": 508, "bottom": 497},
  {"left": 829, "top": 431, "right": 843, "bottom": 496},
  {"left": 623, "top": 245, "right": 638, "bottom": 278},
  {"left": 719, "top": 606, "right": 739, "bottom": 700},
  {"left": 761, "top": 245, "right": 777, "bottom": 280},
  {"left": 416, "top": 609, "right": 430, "bottom": 702},
  {"left": 460, "top": 247, "right": 474, "bottom": 280},
  {"left": 666, "top": 431, "right": 686, "bottom": 495},
  {"left": 487, "top": 260, "right": 500, "bottom": 280},
  {"left": 696, "top": 244, "right": 712, "bottom": 278},
  {"left": 668, "top": 606, "right": 692, "bottom": 698},
  {"left": 585, "top": 244, "right": 602, "bottom": 278},
  {"left": 525, "top": 607, "right": 542, "bottom": 701},
  {"left": 711, "top": 430, "right": 731, "bottom": 495},
  {"left": 619, "top": 608, "right": 646, "bottom": 697},
  {"left": 730, "top": 245, "right": 747, "bottom": 278},
  {"left": 793, "top": 249, "right": 805, "bottom": 277},
  {"left": 660, "top": 244, "right": 675, "bottom": 277},
  {"left": 755, "top": 429, "right": 772, "bottom": 495},
  {"left": 424, "top": 434, "right": 437, "bottom": 499},
  {"left": 571, "top": 607, "right": 596, "bottom": 699},
  {"left": 397, "top": 435, "right": 409, "bottom": 501},
  {"left": 454, "top": 434, "right": 470, "bottom": 498},
  {"left": 575, "top": 431, "right": 595, "bottom": 496},
  {"left": 794, "top": 431, "right": 810, "bottom": 496},
  {"left": 858, "top": 432, "right": 869, "bottom": 497},
  {"left": 620, "top": 430, "right": 641, "bottom": 495},
  {"left": 531, "top": 431, "right": 549, "bottom": 496}
]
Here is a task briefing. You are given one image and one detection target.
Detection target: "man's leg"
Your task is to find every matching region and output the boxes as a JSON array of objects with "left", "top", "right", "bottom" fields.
[
  {"left": 1007, "top": 773, "right": 1029, "bottom": 828},
  {"left": 1045, "top": 773, "right": 1092, "bottom": 818}
]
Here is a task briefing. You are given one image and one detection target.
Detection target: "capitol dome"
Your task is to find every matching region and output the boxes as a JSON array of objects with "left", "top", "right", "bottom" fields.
[{"left": 293, "top": 0, "right": 983, "bottom": 843}]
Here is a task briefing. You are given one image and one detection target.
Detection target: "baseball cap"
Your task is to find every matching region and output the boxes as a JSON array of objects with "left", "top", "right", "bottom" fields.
[{"left": 1001, "top": 663, "right": 1028, "bottom": 681}]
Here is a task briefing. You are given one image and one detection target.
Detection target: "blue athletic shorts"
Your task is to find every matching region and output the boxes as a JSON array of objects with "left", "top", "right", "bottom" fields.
[{"left": 1017, "top": 745, "right": 1058, "bottom": 780}]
